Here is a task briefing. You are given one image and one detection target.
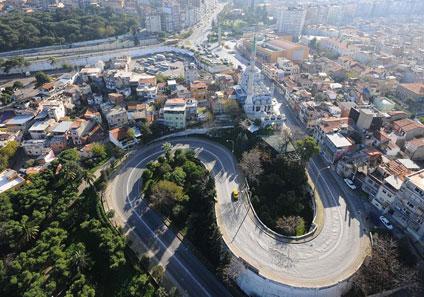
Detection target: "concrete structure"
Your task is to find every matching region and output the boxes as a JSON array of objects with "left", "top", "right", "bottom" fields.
[
  {"left": 405, "top": 138, "right": 424, "bottom": 161},
  {"left": 22, "top": 139, "right": 51, "bottom": 157},
  {"left": 105, "top": 106, "right": 128, "bottom": 128},
  {"left": 163, "top": 98, "right": 187, "bottom": 129},
  {"left": 244, "top": 37, "right": 309, "bottom": 64},
  {"left": 41, "top": 100, "right": 66, "bottom": 121},
  {"left": 0, "top": 169, "right": 25, "bottom": 194},
  {"left": 372, "top": 175, "right": 403, "bottom": 212},
  {"left": 109, "top": 127, "right": 138, "bottom": 150},
  {"left": 373, "top": 96, "right": 395, "bottom": 112},
  {"left": 393, "top": 170, "right": 424, "bottom": 243},
  {"left": 276, "top": 7, "right": 307, "bottom": 40},
  {"left": 145, "top": 15, "right": 162, "bottom": 33},
  {"left": 320, "top": 132, "right": 353, "bottom": 163},
  {"left": 28, "top": 120, "right": 54, "bottom": 140},
  {"left": 190, "top": 81, "right": 208, "bottom": 101},
  {"left": 396, "top": 83, "right": 424, "bottom": 102},
  {"left": 3, "top": 114, "right": 34, "bottom": 132}
]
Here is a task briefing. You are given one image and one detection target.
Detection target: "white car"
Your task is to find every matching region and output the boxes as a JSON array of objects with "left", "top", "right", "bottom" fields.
[
  {"left": 344, "top": 178, "right": 357, "bottom": 190},
  {"left": 379, "top": 216, "right": 394, "bottom": 230}
]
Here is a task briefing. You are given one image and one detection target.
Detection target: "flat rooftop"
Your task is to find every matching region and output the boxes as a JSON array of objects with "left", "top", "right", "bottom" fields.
[
  {"left": 327, "top": 132, "right": 352, "bottom": 148},
  {"left": 0, "top": 169, "right": 25, "bottom": 194}
]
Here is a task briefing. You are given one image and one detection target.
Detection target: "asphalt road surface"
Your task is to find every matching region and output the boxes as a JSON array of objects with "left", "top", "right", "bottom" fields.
[
  {"left": 110, "top": 137, "right": 370, "bottom": 296},
  {"left": 109, "top": 138, "right": 233, "bottom": 297}
]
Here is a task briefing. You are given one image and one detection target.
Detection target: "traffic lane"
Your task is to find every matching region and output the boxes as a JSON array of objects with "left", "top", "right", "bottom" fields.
[{"left": 117, "top": 140, "right": 233, "bottom": 297}]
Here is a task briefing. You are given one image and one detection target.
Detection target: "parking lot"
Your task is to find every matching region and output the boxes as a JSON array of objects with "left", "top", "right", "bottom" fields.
[{"left": 131, "top": 53, "right": 187, "bottom": 78}]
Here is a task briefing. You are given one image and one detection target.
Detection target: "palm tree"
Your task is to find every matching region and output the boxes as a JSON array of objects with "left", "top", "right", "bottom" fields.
[
  {"left": 162, "top": 142, "right": 173, "bottom": 161},
  {"left": 71, "top": 245, "right": 90, "bottom": 273},
  {"left": 20, "top": 215, "right": 39, "bottom": 243},
  {"left": 83, "top": 170, "right": 96, "bottom": 190}
]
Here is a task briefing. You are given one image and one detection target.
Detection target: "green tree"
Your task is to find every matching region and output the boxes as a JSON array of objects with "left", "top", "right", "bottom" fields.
[
  {"left": 162, "top": 142, "right": 173, "bottom": 161},
  {"left": 34, "top": 71, "right": 52, "bottom": 87},
  {"left": 0, "top": 140, "right": 19, "bottom": 171},
  {"left": 12, "top": 81, "right": 24, "bottom": 89},
  {"left": 295, "top": 136, "right": 320, "bottom": 163},
  {"left": 91, "top": 143, "right": 107, "bottom": 160},
  {"left": 127, "top": 128, "right": 136, "bottom": 139},
  {"left": 168, "top": 167, "right": 186, "bottom": 186}
]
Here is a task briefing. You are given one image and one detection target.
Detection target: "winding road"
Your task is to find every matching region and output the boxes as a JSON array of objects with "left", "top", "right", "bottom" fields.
[{"left": 108, "top": 137, "right": 370, "bottom": 296}]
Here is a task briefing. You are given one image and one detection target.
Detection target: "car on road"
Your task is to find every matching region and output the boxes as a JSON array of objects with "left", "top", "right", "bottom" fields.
[
  {"left": 379, "top": 216, "right": 393, "bottom": 230},
  {"left": 232, "top": 189, "right": 239, "bottom": 201},
  {"left": 344, "top": 178, "right": 357, "bottom": 190}
]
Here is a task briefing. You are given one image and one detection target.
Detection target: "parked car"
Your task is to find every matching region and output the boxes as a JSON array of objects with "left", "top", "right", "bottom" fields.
[
  {"left": 232, "top": 189, "right": 239, "bottom": 201},
  {"left": 344, "top": 178, "right": 357, "bottom": 190},
  {"left": 379, "top": 216, "right": 393, "bottom": 230}
]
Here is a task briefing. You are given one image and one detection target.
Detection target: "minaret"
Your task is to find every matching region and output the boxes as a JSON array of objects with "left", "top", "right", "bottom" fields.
[
  {"left": 217, "top": 21, "right": 222, "bottom": 47},
  {"left": 244, "top": 35, "right": 256, "bottom": 112}
]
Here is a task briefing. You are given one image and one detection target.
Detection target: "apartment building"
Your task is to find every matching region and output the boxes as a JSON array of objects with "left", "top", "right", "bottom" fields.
[
  {"left": 163, "top": 98, "right": 187, "bottom": 129},
  {"left": 393, "top": 170, "right": 424, "bottom": 243}
]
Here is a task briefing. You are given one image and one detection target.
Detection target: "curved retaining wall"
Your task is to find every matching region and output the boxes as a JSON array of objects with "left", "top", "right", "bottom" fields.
[
  {"left": 1, "top": 46, "right": 196, "bottom": 74},
  {"left": 243, "top": 178, "right": 319, "bottom": 243},
  {"left": 237, "top": 269, "right": 351, "bottom": 297}
]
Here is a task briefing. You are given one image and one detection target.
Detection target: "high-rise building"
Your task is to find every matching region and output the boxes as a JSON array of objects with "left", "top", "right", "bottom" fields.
[
  {"left": 145, "top": 15, "right": 162, "bottom": 33},
  {"left": 276, "top": 7, "right": 306, "bottom": 41}
]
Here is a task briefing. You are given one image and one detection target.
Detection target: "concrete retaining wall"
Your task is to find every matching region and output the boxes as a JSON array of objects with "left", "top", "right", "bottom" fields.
[{"left": 237, "top": 269, "right": 351, "bottom": 297}]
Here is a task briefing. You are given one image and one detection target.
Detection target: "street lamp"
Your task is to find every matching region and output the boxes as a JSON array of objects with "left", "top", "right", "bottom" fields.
[
  {"left": 313, "top": 165, "right": 331, "bottom": 194},
  {"left": 226, "top": 139, "right": 235, "bottom": 153}
]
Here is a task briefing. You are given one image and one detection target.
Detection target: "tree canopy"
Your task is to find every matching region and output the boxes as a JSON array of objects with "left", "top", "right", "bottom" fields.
[
  {"left": 0, "top": 7, "right": 138, "bottom": 52},
  {"left": 0, "top": 148, "right": 160, "bottom": 297}
]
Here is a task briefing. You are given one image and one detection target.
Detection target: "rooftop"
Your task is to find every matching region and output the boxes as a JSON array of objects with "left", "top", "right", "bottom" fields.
[
  {"left": 407, "top": 169, "right": 424, "bottom": 191},
  {"left": 52, "top": 121, "right": 73, "bottom": 134},
  {"left": 327, "top": 132, "right": 352, "bottom": 148},
  {"left": 399, "top": 83, "right": 424, "bottom": 95},
  {"left": 0, "top": 169, "right": 25, "bottom": 194},
  {"left": 5, "top": 114, "right": 34, "bottom": 125},
  {"left": 29, "top": 120, "right": 52, "bottom": 132}
]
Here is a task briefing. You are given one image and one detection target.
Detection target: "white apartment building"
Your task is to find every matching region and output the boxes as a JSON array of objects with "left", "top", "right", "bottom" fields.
[
  {"left": 163, "top": 98, "right": 187, "bottom": 130},
  {"left": 22, "top": 139, "right": 51, "bottom": 157},
  {"left": 41, "top": 100, "right": 66, "bottom": 121},
  {"left": 105, "top": 106, "right": 129, "bottom": 128},
  {"left": 392, "top": 170, "right": 424, "bottom": 243},
  {"left": 276, "top": 7, "right": 307, "bottom": 40},
  {"left": 28, "top": 120, "right": 55, "bottom": 140}
]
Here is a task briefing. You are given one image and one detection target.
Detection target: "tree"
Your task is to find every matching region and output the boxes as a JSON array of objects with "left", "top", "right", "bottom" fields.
[
  {"left": 275, "top": 216, "right": 303, "bottom": 236},
  {"left": 239, "top": 147, "right": 266, "bottom": 183},
  {"left": 223, "top": 257, "right": 245, "bottom": 283},
  {"left": 350, "top": 234, "right": 420, "bottom": 296},
  {"left": 34, "top": 71, "right": 51, "bottom": 87},
  {"left": 162, "top": 142, "right": 173, "bottom": 161},
  {"left": 128, "top": 273, "right": 149, "bottom": 297},
  {"left": 0, "top": 140, "right": 19, "bottom": 171},
  {"left": 150, "top": 180, "right": 187, "bottom": 212},
  {"left": 1, "top": 56, "right": 28, "bottom": 73},
  {"left": 279, "top": 124, "right": 292, "bottom": 153},
  {"left": 295, "top": 136, "right": 320, "bottom": 163},
  {"left": 91, "top": 143, "right": 107, "bottom": 160},
  {"left": 127, "top": 128, "right": 136, "bottom": 139},
  {"left": 151, "top": 265, "right": 164, "bottom": 283},
  {"left": 12, "top": 81, "right": 24, "bottom": 89},
  {"left": 168, "top": 167, "right": 186, "bottom": 186}
]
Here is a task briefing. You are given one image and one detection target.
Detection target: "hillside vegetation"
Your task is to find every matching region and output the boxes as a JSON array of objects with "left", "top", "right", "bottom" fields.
[{"left": 0, "top": 7, "right": 138, "bottom": 52}]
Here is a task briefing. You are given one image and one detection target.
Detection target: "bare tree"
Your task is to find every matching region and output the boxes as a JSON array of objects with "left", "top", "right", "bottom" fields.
[
  {"left": 223, "top": 257, "right": 245, "bottom": 283},
  {"left": 351, "top": 234, "right": 420, "bottom": 296},
  {"left": 239, "top": 148, "right": 265, "bottom": 183},
  {"left": 275, "top": 216, "right": 301, "bottom": 236},
  {"left": 279, "top": 124, "right": 292, "bottom": 153}
]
